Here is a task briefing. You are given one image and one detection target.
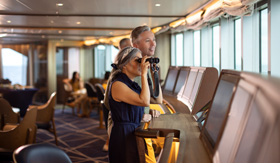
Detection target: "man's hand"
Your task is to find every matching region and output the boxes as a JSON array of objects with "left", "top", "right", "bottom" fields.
[
  {"left": 141, "top": 113, "right": 152, "bottom": 122},
  {"left": 150, "top": 109, "right": 160, "bottom": 118}
]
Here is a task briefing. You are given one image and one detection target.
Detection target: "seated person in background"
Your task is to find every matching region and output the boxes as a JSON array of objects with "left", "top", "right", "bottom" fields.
[
  {"left": 107, "top": 47, "right": 150, "bottom": 163},
  {"left": 63, "top": 71, "right": 88, "bottom": 117}
]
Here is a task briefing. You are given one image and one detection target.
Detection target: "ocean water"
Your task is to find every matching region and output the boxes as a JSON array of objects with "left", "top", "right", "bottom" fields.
[{"left": 2, "top": 66, "right": 27, "bottom": 85}]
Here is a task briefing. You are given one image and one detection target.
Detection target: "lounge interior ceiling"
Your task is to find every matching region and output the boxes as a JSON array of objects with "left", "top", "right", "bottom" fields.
[{"left": 0, "top": 0, "right": 210, "bottom": 44}]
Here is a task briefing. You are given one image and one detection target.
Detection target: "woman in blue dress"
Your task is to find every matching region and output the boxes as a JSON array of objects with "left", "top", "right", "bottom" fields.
[{"left": 107, "top": 46, "right": 150, "bottom": 163}]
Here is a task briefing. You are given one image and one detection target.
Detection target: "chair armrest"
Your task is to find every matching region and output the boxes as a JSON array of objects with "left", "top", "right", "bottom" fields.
[
  {"left": 134, "top": 122, "right": 159, "bottom": 163},
  {"left": 157, "top": 133, "right": 174, "bottom": 163},
  {"left": 3, "top": 124, "right": 18, "bottom": 131},
  {"left": 29, "top": 104, "right": 46, "bottom": 110},
  {"left": 134, "top": 122, "right": 159, "bottom": 138}
]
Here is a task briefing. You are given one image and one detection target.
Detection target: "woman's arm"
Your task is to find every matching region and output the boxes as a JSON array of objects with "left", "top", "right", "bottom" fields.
[
  {"left": 112, "top": 81, "right": 149, "bottom": 107},
  {"left": 63, "top": 78, "right": 73, "bottom": 91},
  {"left": 112, "top": 55, "right": 150, "bottom": 107}
]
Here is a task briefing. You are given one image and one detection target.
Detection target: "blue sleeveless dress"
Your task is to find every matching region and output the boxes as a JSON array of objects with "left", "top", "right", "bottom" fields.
[{"left": 108, "top": 73, "right": 144, "bottom": 163}]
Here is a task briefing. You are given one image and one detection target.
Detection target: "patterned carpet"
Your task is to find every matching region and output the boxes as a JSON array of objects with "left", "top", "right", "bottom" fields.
[{"left": 36, "top": 106, "right": 109, "bottom": 163}]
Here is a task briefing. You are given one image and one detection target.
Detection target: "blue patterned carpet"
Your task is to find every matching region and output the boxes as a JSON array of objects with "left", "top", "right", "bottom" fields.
[{"left": 36, "top": 107, "right": 109, "bottom": 163}]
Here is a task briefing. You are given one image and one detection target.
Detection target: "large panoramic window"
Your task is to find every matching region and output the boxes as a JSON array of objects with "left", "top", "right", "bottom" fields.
[
  {"left": 234, "top": 18, "right": 242, "bottom": 70},
  {"left": 260, "top": 8, "right": 268, "bottom": 74},
  {"left": 94, "top": 45, "right": 106, "bottom": 78},
  {"left": 111, "top": 45, "right": 119, "bottom": 63},
  {"left": 94, "top": 45, "right": 119, "bottom": 78},
  {"left": 175, "top": 33, "right": 184, "bottom": 66},
  {"left": 1, "top": 48, "right": 28, "bottom": 85},
  {"left": 56, "top": 48, "right": 64, "bottom": 75},
  {"left": 194, "top": 30, "right": 201, "bottom": 66},
  {"left": 212, "top": 25, "right": 220, "bottom": 71}
]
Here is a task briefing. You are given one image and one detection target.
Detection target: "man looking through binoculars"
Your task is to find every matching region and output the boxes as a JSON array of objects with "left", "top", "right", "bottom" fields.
[{"left": 131, "top": 25, "right": 162, "bottom": 107}]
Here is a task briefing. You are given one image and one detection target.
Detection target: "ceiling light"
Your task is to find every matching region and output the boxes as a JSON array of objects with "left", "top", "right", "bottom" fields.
[
  {"left": 151, "top": 27, "right": 162, "bottom": 33},
  {"left": 7, "top": 20, "right": 11, "bottom": 23},
  {"left": 56, "top": 3, "right": 63, "bottom": 7},
  {"left": 169, "top": 18, "right": 185, "bottom": 28},
  {"left": 76, "top": 22, "right": 81, "bottom": 25},
  {"left": 186, "top": 10, "right": 204, "bottom": 25},
  {"left": 84, "top": 39, "right": 97, "bottom": 46},
  {"left": 155, "top": 4, "right": 161, "bottom": 7},
  {"left": 50, "top": 20, "right": 54, "bottom": 24},
  {"left": 58, "top": 30, "right": 62, "bottom": 34}
]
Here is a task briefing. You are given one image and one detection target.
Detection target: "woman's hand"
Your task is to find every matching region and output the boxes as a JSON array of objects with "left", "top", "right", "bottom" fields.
[{"left": 140, "top": 55, "right": 150, "bottom": 77}]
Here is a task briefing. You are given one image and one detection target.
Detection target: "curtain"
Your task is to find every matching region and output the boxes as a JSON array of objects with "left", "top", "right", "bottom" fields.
[
  {"left": 186, "top": 10, "right": 205, "bottom": 30},
  {"left": 223, "top": 0, "right": 255, "bottom": 16},
  {"left": 175, "top": 0, "right": 262, "bottom": 31},
  {"left": 204, "top": 0, "right": 224, "bottom": 21}
]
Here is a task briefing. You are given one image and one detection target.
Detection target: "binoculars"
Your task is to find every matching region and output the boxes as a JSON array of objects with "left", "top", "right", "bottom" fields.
[{"left": 136, "top": 57, "right": 160, "bottom": 64}]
